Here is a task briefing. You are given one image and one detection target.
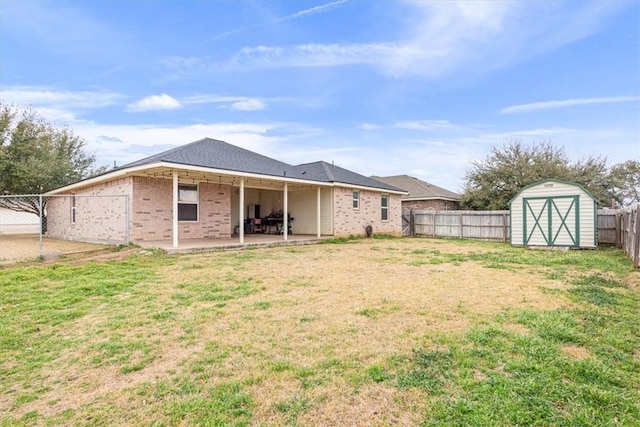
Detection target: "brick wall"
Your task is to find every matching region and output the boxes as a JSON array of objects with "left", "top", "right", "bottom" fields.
[
  {"left": 46, "top": 177, "right": 132, "bottom": 243},
  {"left": 402, "top": 199, "right": 459, "bottom": 211},
  {"left": 332, "top": 187, "right": 402, "bottom": 237},
  {"left": 131, "top": 177, "right": 231, "bottom": 241},
  {"left": 46, "top": 175, "right": 400, "bottom": 242}
]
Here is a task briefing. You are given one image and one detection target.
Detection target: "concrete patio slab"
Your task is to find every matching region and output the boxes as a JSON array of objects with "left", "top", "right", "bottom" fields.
[{"left": 138, "top": 234, "right": 329, "bottom": 254}]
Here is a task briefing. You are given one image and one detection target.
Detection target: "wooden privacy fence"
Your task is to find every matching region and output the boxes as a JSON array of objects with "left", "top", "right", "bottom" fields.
[
  {"left": 404, "top": 206, "right": 640, "bottom": 268},
  {"left": 404, "top": 210, "right": 510, "bottom": 242},
  {"left": 597, "top": 205, "right": 640, "bottom": 268}
]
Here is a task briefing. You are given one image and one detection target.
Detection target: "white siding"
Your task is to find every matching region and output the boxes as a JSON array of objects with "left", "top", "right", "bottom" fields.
[
  {"left": 551, "top": 197, "right": 578, "bottom": 245},
  {"left": 511, "top": 197, "right": 524, "bottom": 245},
  {"left": 522, "top": 198, "right": 549, "bottom": 246},
  {"left": 510, "top": 180, "right": 596, "bottom": 248},
  {"left": 288, "top": 188, "right": 333, "bottom": 235}
]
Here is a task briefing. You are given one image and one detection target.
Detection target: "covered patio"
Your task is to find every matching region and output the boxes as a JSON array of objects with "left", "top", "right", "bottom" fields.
[{"left": 45, "top": 139, "right": 404, "bottom": 247}]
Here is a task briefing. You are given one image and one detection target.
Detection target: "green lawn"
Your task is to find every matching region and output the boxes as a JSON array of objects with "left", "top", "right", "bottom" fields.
[{"left": 1, "top": 238, "right": 638, "bottom": 426}]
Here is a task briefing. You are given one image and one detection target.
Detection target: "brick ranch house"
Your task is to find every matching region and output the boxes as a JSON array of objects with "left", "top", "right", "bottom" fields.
[
  {"left": 371, "top": 175, "right": 461, "bottom": 210},
  {"left": 46, "top": 138, "right": 405, "bottom": 247}
]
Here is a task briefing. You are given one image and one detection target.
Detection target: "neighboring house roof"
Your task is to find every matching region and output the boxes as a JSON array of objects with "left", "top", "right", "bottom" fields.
[
  {"left": 292, "top": 161, "right": 402, "bottom": 192},
  {"left": 50, "top": 138, "right": 404, "bottom": 193},
  {"left": 371, "top": 175, "right": 461, "bottom": 201}
]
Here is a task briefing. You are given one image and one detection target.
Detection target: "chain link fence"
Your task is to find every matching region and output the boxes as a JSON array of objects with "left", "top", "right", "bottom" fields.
[{"left": 0, "top": 194, "right": 129, "bottom": 263}]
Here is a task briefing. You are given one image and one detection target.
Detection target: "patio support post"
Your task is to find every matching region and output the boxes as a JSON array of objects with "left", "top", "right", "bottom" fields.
[
  {"left": 239, "top": 179, "right": 245, "bottom": 244},
  {"left": 172, "top": 171, "right": 178, "bottom": 248},
  {"left": 283, "top": 183, "right": 288, "bottom": 241},
  {"left": 316, "top": 187, "right": 321, "bottom": 238}
]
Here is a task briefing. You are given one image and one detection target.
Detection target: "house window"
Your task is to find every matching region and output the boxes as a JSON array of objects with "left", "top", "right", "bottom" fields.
[
  {"left": 381, "top": 194, "right": 388, "bottom": 221},
  {"left": 71, "top": 195, "right": 76, "bottom": 223},
  {"left": 178, "top": 184, "right": 198, "bottom": 221},
  {"left": 352, "top": 190, "right": 360, "bottom": 209}
]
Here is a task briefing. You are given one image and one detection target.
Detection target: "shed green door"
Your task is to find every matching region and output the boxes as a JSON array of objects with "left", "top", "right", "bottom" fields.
[{"left": 523, "top": 196, "right": 579, "bottom": 246}]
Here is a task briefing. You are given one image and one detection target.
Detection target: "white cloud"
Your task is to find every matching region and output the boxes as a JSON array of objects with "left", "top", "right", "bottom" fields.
[
  {"left": 208, "top": 0, "right": 348, "bottom": 42},
  {"left": 280, "top": 0, "right": 348, "bottom": 21},
  {"left": 31, "top": 107, "right": 81, "bottom": 123},
  {"left": 182, "top": 94, "right": 268, "bottom": 111},
  {"left": 0, "top": 85, "right": 123, "bottom": 109},
  {"left": 231, "top": 42, "right": 396, "bottom": 69},
  {"left": 396, "top": 120, "right": 458, "bottom": 131},
  {"left": 219, "top": 2, "right": 628, "bottom": 79},
  {"left": 183, "top": 94, "right": 247, "bottom": 105},
  {"left": 126, "top": 94, "right": 182, "bottom": 112},
  {"left": 500, "top": 96, "right": 640, "bottom": 114},
  {"left": 359, "top": 123, "right": 382, "bottom": 131},
  {"left": 160, "top": 56, "right": 203, "bottom": 70},
  {"left": 65, "top": 117, "right": 639, "bottom": 193},
  {"left": 73, "top": 121, "right": 312, "bottom": 167},
  {"left": 230, "top": 99, "right": 268, "bottom": 111}
]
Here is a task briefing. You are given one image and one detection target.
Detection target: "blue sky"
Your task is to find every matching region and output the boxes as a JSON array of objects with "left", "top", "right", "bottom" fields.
[{"left": 1, "top": 0, "right": 638, "bottom": 192}]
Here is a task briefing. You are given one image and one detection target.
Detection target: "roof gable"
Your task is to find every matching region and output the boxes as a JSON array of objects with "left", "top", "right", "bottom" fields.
[
  {"left": 371, "top": 175, "right": 461, "bottom": 200},
  {"left": 121, "top": 138, "right": 298, "bottom": 178}
]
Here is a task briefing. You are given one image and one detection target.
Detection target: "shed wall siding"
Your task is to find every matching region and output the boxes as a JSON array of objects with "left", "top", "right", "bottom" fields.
[{"left": 510, "top": 181, "right": 596, "bottom": 247}]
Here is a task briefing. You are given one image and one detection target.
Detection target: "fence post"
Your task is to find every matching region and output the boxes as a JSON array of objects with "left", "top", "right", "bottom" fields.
[
  {"left": 38, "top": 194, "right": 43, "bottom": 259},
  {"left": 459, "top": 211, "right": 463, "bottom": 238},
  {"left": 615, "top": 212, "right": 622, "bottom": 248},
  {"left": 431, "top": 212, "right": 436, "bottom": 237},
  {"left": 502, "top": 212, "right": 508, "bottom": 242},
  {"left": 410, "top": 209, "right": 415, "bottom": 237},
  {"left": 634, "top": 205, "right": 640, "bottom": 268}
]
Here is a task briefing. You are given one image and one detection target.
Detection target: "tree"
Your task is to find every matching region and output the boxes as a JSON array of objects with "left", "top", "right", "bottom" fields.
[
  {"left": 609, "top": 159, "right": 640, "bottom": 207},
  {"left": 460, "top": 140, "right": 612, "bottom": 210},
  {"left": 0, "top": 103, "right": 106, "bottom": 219}
]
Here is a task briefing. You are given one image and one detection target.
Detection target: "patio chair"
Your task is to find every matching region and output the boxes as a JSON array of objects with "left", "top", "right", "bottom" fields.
[{"left": 252, "top": 218, "right": 265, "bottom": 233}]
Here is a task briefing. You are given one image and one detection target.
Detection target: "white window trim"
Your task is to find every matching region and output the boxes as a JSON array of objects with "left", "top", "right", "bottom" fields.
[
  {"left": 352, "top": 190, "right": 360, "bottom": 210},
  {"left": 381, "top": 194, "right": 389, "bottom": 222},
  {"left": 71, "top": 195, "right": 76, "bottom": 224},
  {"left": 178, "top": 183, "right": 199, "bottom": 222}
]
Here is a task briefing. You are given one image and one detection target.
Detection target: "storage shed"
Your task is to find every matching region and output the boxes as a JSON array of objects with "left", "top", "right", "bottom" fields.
[{"left": 510, "top": 179, "right": 598, "bottom": 248}]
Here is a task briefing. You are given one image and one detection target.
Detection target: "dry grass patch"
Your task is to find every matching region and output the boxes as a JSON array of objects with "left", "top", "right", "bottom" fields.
[
  {"left": 6, "top": 237, "right": 633, "bottom": 425},
  {"left": 0, "top": 233, "right": 109, "bottom": 264},
  {"left": 560, "top": 345, "right": 592, "bottom": 360}
]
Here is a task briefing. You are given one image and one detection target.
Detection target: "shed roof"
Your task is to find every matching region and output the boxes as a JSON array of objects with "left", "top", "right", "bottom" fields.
[
  {"left": 371, "top": 175, "right": 461, "bottom": 201},
  {"left": 508, "top": 179, "right": 598, "bottom": 205}
]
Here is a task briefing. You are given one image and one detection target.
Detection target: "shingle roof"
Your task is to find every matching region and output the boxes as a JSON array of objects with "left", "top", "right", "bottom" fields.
[
  {"left": 292, "top": 161, "right": 403, "bottom": 191},
  {"left": 120, "top": 138, "right": 402, "bottom": 191},
  {"left": 121, "top": 138, "right": 295, "bottom": 177},
  {"left": 371, "top": 175, "right": 461, "bottom": 200}
]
